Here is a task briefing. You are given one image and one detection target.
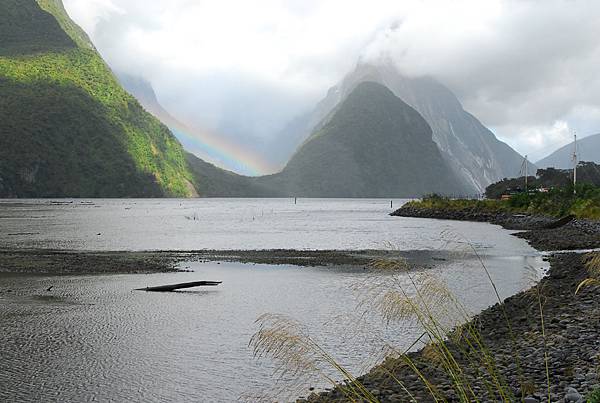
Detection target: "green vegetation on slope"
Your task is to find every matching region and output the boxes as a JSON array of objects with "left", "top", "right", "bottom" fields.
[
  {"left": 185, "top": 152, "right": 273, "bottom": 197},
  {"left": 37, "top": 0, "right": 95, "bottom": 49},
  {"left": 0, "top": 0, "right": 75, "bottom": 56},
  {"left": 0, "top": 0, "right": 194, "bottom": 197},
  {"left": 407, "top": 184, "right": 600, "bottom": 220}
]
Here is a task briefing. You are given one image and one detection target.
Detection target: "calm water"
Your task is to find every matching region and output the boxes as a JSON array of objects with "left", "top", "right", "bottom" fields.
[
  {"left": 1, "top": 198, "right": 538, "bottom": 254},
  {"left": 0, "top": 199, "right": 547, "bottom": 402}
]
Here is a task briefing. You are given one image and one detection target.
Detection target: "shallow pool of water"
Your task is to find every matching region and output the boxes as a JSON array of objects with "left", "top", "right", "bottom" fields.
[{"left": 0, "top": 256, "right": 545, "bottom": 402}]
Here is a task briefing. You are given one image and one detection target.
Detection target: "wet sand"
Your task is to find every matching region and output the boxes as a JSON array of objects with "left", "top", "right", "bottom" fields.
[{"left": 0, "top": 248, "right": 455, "bottom": 275}]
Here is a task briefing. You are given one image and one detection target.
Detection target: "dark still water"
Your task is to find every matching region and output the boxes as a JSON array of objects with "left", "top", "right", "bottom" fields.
[{"left": 0, "top": 199, "right": 547, "bottom": 401}]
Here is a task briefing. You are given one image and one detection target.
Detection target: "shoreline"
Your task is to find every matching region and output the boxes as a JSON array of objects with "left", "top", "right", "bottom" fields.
[
  {"left": 392, "top": 205, "right": 600, "bottom": 251},
  {"left": 306, "top": 207, "right": 600, "bottom": 402}
]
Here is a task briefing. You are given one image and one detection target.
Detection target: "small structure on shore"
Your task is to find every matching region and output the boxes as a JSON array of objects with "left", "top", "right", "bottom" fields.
[{"left": 136, "top": 281, "right": 222, "bottom": 292}]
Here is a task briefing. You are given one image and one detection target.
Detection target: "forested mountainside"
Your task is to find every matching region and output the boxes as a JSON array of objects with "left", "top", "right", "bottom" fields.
[
  {"left": 255, "top": 82, "right": 469, "bottom": 197},
  {"left": 0, "top": 0, "right": 196, "bottom": 197}
]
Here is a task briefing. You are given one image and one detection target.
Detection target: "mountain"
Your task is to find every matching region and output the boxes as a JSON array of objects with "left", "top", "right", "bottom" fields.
[
  {"left": 254, "top": 82, "right": 469, "bottom": 197},
  {"left": 281, "top": 62, "right": 532, "bottom": 193},
  {"left": 0, "top": 0, "right": 196, "bottom": 197},
  {"left": 118, "top": 74, "right": 279, "bottom": 196},
  {"left": 536, "top": 133, "right": 600, "bottom": 168},
  {"left": 185, "top": 153, "right": 274, "bottom": 197},
  {"left": 117, "top": 74, "right": 166, "bottom": 118}
]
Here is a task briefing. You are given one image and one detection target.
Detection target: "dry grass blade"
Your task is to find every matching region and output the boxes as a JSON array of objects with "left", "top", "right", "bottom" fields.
[
  {"left": 576, "top": 278, "right": 600, "bottom": 295},
  {"left": 250, "top": 313, "right": 380, "bottom": 402},
  {"left": 576, "top": 252, "right": 600, "bottom": 294},
  {"left": 584, "top": 252, "right": 600, "bottom": 278}
]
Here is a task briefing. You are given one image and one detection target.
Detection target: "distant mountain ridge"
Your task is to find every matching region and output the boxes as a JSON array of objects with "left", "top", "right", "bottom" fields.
[
  {"left": 254, "top": 82, "right": 469, "bottom": 197},
  {"left": 2, "top": 1, "right": 530, "bottom": 198},
  {"left": 279, "top": 62, "right": 533, "bottom": 193},
  {"left": 119, "top": 74, "right": 492, "bottom": 197},
  {"left": 0, "top": 0, "right": 197, "bottom": 197},
  {"left": 536, "top": 133, "right": 600, "bottom": 168}
]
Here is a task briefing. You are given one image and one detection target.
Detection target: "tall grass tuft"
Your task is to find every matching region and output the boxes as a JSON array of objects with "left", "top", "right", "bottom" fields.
[
  {"left": 250, "top": 241, "right": 551, "bottom": 402},
  {"left": 249, "top": 313, "right": 380, "bottom": 402}
]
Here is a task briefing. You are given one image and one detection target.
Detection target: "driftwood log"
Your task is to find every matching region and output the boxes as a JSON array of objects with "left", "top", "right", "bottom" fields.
[
  {"left": 136, "top": 281, "right": 222, "bottom": 292},
  {"left": 544, "top": 214, "right": 576, "bottom": 229}
]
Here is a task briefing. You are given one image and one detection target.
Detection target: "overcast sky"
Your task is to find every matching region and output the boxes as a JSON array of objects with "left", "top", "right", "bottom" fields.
[{"left": 64, "top": 0, "right": 600, "bottom": 168}]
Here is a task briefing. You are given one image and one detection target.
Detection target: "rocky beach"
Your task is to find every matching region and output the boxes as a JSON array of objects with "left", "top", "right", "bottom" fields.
[{"left": 305, "top": 206, "right": 600, "bottom": 402}]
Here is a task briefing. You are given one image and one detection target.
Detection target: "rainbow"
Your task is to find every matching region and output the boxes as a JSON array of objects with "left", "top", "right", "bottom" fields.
[{"left": 154, "top": 110, "right": 278, "bottom": 176}]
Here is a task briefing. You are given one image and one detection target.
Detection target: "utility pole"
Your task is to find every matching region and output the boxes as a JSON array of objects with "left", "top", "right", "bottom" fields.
[
  {"left": 524, "top": 155, "right": 528, "bottom": 193},
  {"left": 572, "top": 132, "right": 577, "bottom": 193}
]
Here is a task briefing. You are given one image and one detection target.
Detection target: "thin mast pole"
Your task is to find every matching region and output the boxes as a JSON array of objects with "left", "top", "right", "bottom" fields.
[
  {"left": 573, "top": 131, "right": 577, "bottom": 194},
  {"left": 524, "top": 155, "right": 528, "bottom": 193}
]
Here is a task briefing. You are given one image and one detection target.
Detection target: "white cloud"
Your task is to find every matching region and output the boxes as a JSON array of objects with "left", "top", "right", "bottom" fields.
[
  {"left": 62, "top": 0, "right": 124, "bottom": 32},
  {"left": 63, "top": 0, "right": 600, "bottom": 169},
  {"left": 493, "top": 121, "right": 573, "bottom": 162}
]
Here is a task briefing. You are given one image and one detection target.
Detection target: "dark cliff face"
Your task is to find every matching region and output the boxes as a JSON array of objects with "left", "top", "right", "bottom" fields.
[
  {"left": 279, "top": 62, "right": 532, "bottom": 193},
  {"left": 0, "top": 0, "right": 195, "bottom": 197},
  {"left": 256, "top": 82, "right": 469, "bottom": 197}
]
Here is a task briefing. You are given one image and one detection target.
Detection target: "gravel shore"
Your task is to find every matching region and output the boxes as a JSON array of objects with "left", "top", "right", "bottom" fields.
[{"left": 302, "top": 207, "right": 600, "bottom": 402}]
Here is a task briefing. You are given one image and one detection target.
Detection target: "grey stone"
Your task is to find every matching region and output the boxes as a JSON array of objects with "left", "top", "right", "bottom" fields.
[{"left": 564, "top": 388, "right": 583, "bottom": 402}]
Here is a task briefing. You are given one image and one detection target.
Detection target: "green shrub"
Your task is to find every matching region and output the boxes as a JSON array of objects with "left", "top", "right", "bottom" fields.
[
  {"left": 410, "top": 184, "right": 600, "bottom": 220},
  {"left": 587, "top": 387, "right": 600, "bottom": 403}
]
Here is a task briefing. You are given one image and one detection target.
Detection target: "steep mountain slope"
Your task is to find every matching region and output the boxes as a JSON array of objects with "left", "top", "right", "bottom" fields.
[
  {"left": 256, "top": 82, "right": 469, "bottom": 197},
  {"left": 117, "top": 73, "right": 176, "bottom": 127},
  {"left": 536, "top": 133, "right": 600, "bottom": 168},
  {"left": 118, "top": 74, "right": 280, "bottom": 196},
  {"left": 0, "top": 0, "right": 196, "bottom": 197},
  {"left": 281, "top": 62, "right": 531, "bottom": 193},
  {"left": 185, "top": 153, "right": 274, "bottom": 197}
]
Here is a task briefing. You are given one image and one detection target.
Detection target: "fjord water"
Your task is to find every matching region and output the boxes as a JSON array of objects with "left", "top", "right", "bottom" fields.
[
  {"left": 0, "top": 198, "right": 540, "bottom": 252},
  {"left": 0, "top": 199, "right": 546, "bottom": 401}
]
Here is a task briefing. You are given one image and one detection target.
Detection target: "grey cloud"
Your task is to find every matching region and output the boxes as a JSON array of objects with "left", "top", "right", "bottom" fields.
[{"left": 65, "top": 0, "right": 600, "bottom": 169}]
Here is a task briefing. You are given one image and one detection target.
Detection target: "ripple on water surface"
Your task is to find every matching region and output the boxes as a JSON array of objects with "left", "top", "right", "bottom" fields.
[{"left": 0, "top": 255, "right": 547, "bottom": 402}]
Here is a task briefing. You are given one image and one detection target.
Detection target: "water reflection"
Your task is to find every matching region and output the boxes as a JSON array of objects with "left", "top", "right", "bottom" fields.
[{"left": 0, "top": 256, "right": 547, "bottom": 402}]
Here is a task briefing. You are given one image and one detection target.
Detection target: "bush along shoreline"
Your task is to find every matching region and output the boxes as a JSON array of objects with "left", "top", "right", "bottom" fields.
[
  {"left": 392, "top": 196, "right": 600, "bottom": 251},
  {"left": 293, "top": 199, "right": 600, "bottom": 402}
]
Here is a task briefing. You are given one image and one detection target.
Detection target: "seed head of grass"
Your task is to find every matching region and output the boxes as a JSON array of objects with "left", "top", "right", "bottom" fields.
[
  {"left": 250, "top": 313, "right": 322, "bottom": 379},
  {"left": 585, "top": 252, "right": 600, "bottom": 279},
  {"left": 576, "top": 252, "right": 600, "bottom": 294}
]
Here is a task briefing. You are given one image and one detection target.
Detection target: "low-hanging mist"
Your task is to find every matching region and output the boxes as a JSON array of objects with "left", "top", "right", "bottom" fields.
[{"left": 63, "top": 0, "right": 600, "bottom": 173}]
